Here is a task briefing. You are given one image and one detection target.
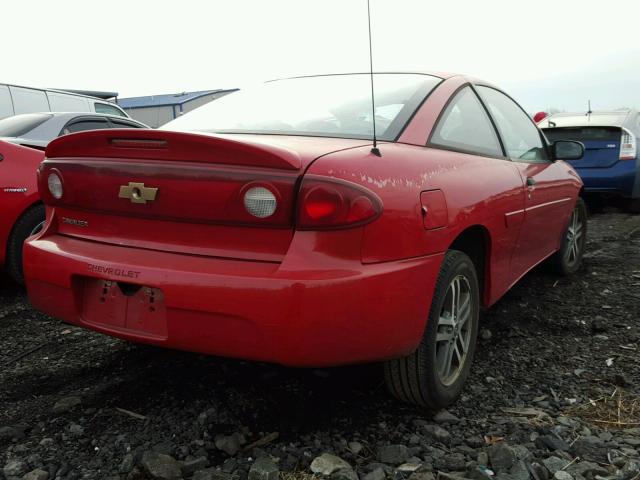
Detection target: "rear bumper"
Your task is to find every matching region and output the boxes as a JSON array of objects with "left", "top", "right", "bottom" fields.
[
  {"left": 575, "top": 158, "right": 639, "bottom": 198},
  {"left": 24, "top": 234, "right": 441, "bottom": 367}
]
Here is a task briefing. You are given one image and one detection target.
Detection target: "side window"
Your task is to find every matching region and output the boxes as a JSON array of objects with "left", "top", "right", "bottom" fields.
[
  {"left": 48, "top": 92, "right": 90, "bottom": 112},
  {"left": 476, "top": 86, "right": 547, "bottom": 162},
  {"left": 10, "top": 86, "right": 50, "bottom": 114},
  {"left": 430, "top": 87, "right": 503, "bottom": 157},
  {"left": 109, "top": 120, "right": 143, "bottom": 129},
  {"left": 95, "top": 102, "right": 127, "bottom": 117},
  {"left": 0, "top": 85, "right": 14, "bottom": 119},
  {"left": 61, "top": 118, "right": 109, "bottom": 135}
]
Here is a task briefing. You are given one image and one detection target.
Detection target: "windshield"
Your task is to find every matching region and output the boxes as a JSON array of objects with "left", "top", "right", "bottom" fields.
[
  {"left": 0, "top": 113, "right": 52, "bottom": 137},
  {"left": 163, "top": 74, "right": 442, "bottom": 141}
]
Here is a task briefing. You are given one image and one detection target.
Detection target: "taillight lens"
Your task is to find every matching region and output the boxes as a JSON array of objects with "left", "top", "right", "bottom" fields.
[
  {"left": 244, "top": 186, "right": 277, "bottom": 218},
  {"left": 620, "top": 129, "right": 637, "bottom": 160},
  {"left": 297, "top": 176, "right": 382, "bottom": 230},
  {"left": 47, "top": 172, "right": 63, "bottom": 199}
]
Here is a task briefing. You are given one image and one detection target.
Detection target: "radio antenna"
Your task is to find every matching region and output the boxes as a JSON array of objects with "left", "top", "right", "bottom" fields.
[{"left": 367, "top": 0, "right": 381, "bottom": 157}]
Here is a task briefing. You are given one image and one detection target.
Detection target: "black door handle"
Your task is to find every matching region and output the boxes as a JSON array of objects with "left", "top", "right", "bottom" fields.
[{"left": 526, "top": 177, "right": 536, "bottom": 186}]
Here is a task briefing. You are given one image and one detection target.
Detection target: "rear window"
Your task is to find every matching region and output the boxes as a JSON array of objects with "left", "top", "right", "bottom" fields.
[
  {"left": 0, "top": 113, "right": 52, "bottom": 137},
  {"left": 543, "top": 127, "right": 621, "bottom": 143},
  {"left": 164, "top": 73, "right": 442, "bottom": 141}
]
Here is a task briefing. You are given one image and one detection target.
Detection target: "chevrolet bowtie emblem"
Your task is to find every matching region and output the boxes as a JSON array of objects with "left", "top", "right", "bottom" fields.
[{"left": 118, "top": 182, "right": 158, "bottom": 204}]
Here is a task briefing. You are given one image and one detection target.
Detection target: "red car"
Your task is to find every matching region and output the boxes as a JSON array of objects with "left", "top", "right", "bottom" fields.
[
  {"left": 0, "top": 140, "right": 45, "bottom": 284},
  {"left": 1, "top": 113, "right": 147, "bottom": 284},
  {"left": 24, "top": 73, "right": 587, "bottom": 407}
]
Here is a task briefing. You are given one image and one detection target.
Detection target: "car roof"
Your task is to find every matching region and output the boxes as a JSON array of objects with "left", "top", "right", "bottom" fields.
[{"left": 538, "top": 109, "right": 639, "bottom": 129}]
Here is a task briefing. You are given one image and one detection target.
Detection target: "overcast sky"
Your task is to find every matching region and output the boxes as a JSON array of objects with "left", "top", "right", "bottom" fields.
[{"left": 4, "top": 0, "right": 640, "bottom": 113}]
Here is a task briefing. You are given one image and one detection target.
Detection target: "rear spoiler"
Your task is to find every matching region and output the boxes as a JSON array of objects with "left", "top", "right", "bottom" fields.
[{"left": 45, "top": 129, "right": 302, "bottom": 171}]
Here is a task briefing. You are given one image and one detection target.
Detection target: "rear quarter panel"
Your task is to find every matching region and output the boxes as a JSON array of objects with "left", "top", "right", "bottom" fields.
[
  {"left": 0, "top": 141, "right": 44, "bottom": 264},
  {"left": 305, "top": 143, "right": 526, "bottom": 307}
]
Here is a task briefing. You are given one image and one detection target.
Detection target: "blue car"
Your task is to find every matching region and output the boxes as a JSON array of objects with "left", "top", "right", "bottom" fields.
[{"left": 539, "top": 109, "right": 640, "bottom": 213}]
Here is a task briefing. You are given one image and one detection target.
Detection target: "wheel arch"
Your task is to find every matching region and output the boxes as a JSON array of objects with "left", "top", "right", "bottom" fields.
[
  {"left": 4, "top": 200, "right": 44, "bottom": 262},
  {"left": 448, "top": 224, "right": 492, "bottom": 307}
]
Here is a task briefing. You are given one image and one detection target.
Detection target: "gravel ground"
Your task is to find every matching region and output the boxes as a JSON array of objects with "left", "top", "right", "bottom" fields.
[{"left": 1, "top": 210, "right": 639, "bottom": 480}]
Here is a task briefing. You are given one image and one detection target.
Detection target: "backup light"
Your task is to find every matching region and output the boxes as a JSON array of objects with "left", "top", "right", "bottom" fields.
[
  {"left": 47, "top": 172, "right": 63, "bottom": 199},
  {"left": 243, "top": 186, "right": 277, "bottom": 218}
]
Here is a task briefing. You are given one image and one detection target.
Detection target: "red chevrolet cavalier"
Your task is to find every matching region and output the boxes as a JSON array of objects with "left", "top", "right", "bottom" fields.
[{"left": 25, "top": 73, "right": 587, "bottom": 407}]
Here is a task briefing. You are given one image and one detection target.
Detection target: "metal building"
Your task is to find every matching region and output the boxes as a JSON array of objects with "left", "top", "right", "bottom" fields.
[{"left": 117, "top": 89, "right": 238, "bottom": 128}]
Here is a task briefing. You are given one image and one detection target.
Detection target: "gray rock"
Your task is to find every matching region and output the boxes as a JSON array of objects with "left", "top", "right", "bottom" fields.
[
  {"left": 542, "top": 457, "right": 569, "bottom": 475},
  {"left": 0, "top": 426, "right": 26, "bottom": 441},
  {"left": 566, "top": 461, "right": 605, "bottom": 478},
  {"left": 22, "top": 469, "right": 49, "bottom": 480},
  {"left": 193, "top": 468, "right": 235, "bottom": 480},
  {"left": 622, "top": 437, "right": 640, "bottom": 447},
  {"left": 378, "top": 445, "right": 409, "bottom": 465},
  {"left": 409, "top": 473, "right": 436, "bottom": 480},
  {"left": 52, "top": 396, "right": 81, "bottom": 414},
  {"left": 423, "top": 425, "right": 451, "bottom": 444},
  {"left": 215, "top": 433, "right": 246, "bottom": 456},
  {"left": 621, "top": 460, "right": 640, "bottom": 480},
  {"left": 570, "top": 436, "right": 608, "bottom": 462},
  {"left": 119, "top": 454, "right": 135, "bottom": 474},
  {"left": 364, "top": 468, "right": 386, "bottom": 480},
  {"left": 38, "top": 438, "right": 54, "bottom": 447},
  {"left": 332, "top": 470, "right": 359, "bottom": 480},
  {"left": 310, "top": 454, "right": 352, "bottom": 476},
  {"left": 182, "top": 457, "right": 209, "bottom": 476},
  {"left": 140, "top": 451, "right": 183, "bottom": 480},
  {"left": 248, "top": 457, "right": 279, "bottom": 480},
  {"left": 553, "top": 472, "right": 572, "bottom": 480},
  {"left": 436, "top": 453, "right": 466, "bottom": 472},
  {"left": 536, "top": 435, "right": 569, "bottom": 452},
  {"left": 349, "top": 442, "right": 364, "bottom": 455},
  {"left": 467, "top": 465, "right": 494, "bottom": 480},
  {"left": 433, "top": 410, "right": 461, "bottom": 425},
  {"left": 3, "top": 459, "right": 27, "bottom": 478},
  {"left": 529, "top": 463, "right": 549, "bottom": 480},
  {"left": 489, "top": 444, "right": 518, "bottom": 473},
  {"left": 67, "top": 423, "right": 84, "bottom": 437},
  {"left": 509, "top": 461, "right": 530, "bottom": 480},
  {"left": 480, "top": 329, "right": 492, "bottom": 340}
]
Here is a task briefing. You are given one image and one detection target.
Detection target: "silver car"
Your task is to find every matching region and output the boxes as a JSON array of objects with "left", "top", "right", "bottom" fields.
[{"left": 0, "top": 112, "right": 148, "bottom": 149}]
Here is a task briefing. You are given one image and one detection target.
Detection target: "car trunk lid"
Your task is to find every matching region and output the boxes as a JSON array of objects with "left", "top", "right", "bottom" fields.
[{"left": 40, "top": 129, "right": 368, "bottom": 262}]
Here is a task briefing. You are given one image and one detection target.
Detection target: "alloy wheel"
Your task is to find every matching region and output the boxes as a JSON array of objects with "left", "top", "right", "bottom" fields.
[
  {"left": 564, "top": 207, "right": 584, "bottom": 267},
  {"left": 435, "top": 274, "right": 473, "bottom": 386}
]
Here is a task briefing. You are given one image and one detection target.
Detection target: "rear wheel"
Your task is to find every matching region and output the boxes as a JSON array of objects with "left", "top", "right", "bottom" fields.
[
  {"left": 626, "top": 198, "right": 640, "bottom": 214},
  {"left": 549, "top": 198, "right": 587, "bottom": 275},
  {"left": 6, "top": 204, "right": 45, "bottom": 285},
  {"left": 384, "top": 250, "right": 479, "bottom": 409}
]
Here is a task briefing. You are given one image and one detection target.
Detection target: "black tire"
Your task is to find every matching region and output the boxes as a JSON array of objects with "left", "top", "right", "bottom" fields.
[
  {"left": 549, "top": 197, "right": 587, "bottom": 276},
  {"left": 5, "top": 204, "right": 45, "bottom": 285},
  {"left": 626, "top": 198, "right": 640, "bottom": 214},
  {"left": 384, "top": 250, "right": 480, "bottom": 409}
]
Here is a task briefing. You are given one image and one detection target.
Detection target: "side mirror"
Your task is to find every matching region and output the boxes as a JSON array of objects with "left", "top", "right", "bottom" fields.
[{"left": 552, "top": 140, "right": 584, "bottom": 161}]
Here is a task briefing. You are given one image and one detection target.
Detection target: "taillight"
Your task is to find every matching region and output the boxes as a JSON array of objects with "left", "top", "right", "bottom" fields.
[
  {"left": 297, "top": 175, "right": 382, "bottom": 230},
  {"left": 620, "top": 129, "right": 637, "bottom": 160}
]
